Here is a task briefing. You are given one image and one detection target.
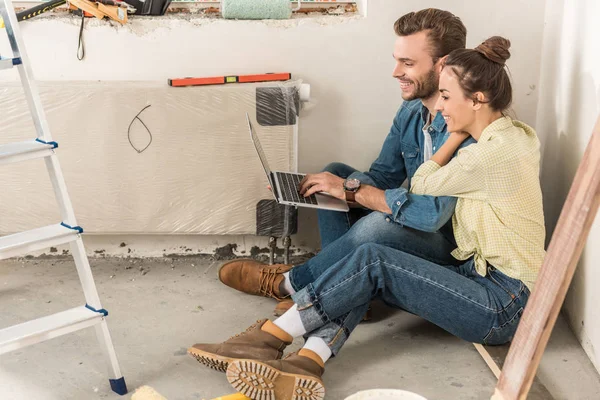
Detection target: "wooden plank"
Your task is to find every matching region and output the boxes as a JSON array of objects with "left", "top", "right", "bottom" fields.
[
  {"left": 474, "top": 344, "right": 554, "bottom": 399},
  {"left": 492, "top": 115, "right": 600, "bottom": 400},
  {"left": 68, "top": 0, "right": 106, "bottom": 20},
  {"left": 97, "top": 3, "right": 127, "bottom": 24},
  {"left": 474, "top": 343, "right": 502, "bottom": 378}
]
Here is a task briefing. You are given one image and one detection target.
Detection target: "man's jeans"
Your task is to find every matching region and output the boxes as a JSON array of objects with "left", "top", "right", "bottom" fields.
[
  {"left": 291, "top": 243, "right": 530, "bottom": 355},
  {"left": 289, "top": 162, "right": 459, "bottom": 291},
  {"left": 314, "top": 162, "right": 372, "bottom": 249}
]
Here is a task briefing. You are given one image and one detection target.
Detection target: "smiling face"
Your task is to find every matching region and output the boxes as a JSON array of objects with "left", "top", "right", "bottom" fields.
[
  {"left": 435, "top": 67, "right": 478, "bottom": 133},
  {"left": 392, "top": 31, "right": 440, "bottom": 102}
]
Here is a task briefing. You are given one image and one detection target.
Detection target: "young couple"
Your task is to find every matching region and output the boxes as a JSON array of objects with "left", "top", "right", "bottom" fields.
[{"left": 189, "top": 8, "right": 545, "bottom": 400}]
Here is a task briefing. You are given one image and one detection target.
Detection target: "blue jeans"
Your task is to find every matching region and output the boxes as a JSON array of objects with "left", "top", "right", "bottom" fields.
[
  {"left": 291, "top": 243, "right": 530, "bottom": 355},
  {"left": 316, "top": 162, "right": 372, "bottom": 248},
  {"left": 289, "top": 162, "right": 459, "bottom": 291}
]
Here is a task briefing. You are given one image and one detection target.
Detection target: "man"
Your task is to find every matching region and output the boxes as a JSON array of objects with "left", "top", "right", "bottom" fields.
[
  {"left": 213, "top": 9, "right": 472, "bottom": 317},
  {"left": 188, "top": 8, "right": 475, "bottom": 400}
]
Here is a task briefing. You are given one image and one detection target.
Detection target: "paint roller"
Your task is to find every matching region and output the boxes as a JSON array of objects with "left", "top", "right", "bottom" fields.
[{"left": 221, "top": 0, "right": 300, "bottom": 20}]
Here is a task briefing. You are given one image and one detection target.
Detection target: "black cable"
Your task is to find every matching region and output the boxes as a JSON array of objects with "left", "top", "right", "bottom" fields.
[
  {"left": 77, "top": 13, "right": 85, "bottom": 61},
  {"left": 128, "top": 105, "right": 153, "bottom": 153}
]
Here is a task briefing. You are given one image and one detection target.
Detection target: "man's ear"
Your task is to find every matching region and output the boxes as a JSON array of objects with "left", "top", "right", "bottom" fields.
[
  {"left": 472, "top": 92, "right": 485, "bottom": 111},
  {"left": 436, "top": 55, "right": 448, "bottom": 72}
]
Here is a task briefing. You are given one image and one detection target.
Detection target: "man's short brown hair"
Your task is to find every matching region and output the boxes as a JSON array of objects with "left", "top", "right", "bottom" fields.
[{"left": 394, "top": 9, "right": 467, "bottom": 60}]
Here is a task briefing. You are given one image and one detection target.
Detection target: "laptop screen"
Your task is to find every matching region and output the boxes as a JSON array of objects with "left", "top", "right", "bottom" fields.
[{"left": 246, "top": 113, "right": 275, "bottom": 189}]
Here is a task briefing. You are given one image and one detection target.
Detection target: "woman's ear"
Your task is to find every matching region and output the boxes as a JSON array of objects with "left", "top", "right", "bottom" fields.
[{"left": 472, "top": 92, "right": 485, "bottom": 110}]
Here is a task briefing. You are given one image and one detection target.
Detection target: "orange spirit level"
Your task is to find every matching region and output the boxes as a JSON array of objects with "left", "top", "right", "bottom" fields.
[{"left": 168, "top": 72, "right": 292, "bottom": 87}]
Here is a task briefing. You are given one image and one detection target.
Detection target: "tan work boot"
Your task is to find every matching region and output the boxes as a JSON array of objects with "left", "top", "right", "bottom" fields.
[
  {"left": 219, "top": 258, "right": 293, "bottom": 301},
  {"left": 188, "top": 319, "right": 293, "bottom": 373},
  {"left": 274, "top": 299, "right": 373, "bottom": 322},
  {"left": 226, "top": 349, "right": 325, "bottom": 400},
  {"left": 274, "top": 299, "right": 295, "bottom": 317}
]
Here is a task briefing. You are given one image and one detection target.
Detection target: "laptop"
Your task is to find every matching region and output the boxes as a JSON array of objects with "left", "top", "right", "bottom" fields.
[{"left": 247, "top": 113, "right": 349, "bottom": 212}]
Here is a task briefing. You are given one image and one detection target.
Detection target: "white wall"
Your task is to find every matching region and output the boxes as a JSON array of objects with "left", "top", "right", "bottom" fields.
[
  {"left": 536, "top": 0, "right": 600, "bottom": 372},
  {"left": 0, "top": 0, "right": 546, "bottom": 255}
]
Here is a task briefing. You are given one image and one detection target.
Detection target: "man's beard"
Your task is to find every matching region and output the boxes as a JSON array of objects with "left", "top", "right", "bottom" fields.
[{"left": 402, "top": 68, "right": 439, "bottom": 101}]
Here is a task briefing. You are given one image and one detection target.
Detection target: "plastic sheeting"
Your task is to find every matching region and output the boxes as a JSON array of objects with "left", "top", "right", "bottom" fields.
[{"left": 0, "top": 80, "right": 303, "bottom": 235}]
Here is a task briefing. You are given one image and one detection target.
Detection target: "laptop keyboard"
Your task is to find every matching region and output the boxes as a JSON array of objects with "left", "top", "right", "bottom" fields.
[{"left": 277, "top": 172, "right": 318, "bottom": 205}]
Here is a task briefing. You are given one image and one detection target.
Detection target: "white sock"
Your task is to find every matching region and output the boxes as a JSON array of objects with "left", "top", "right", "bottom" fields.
[
  {"left": 282, "top": 272, "right": 296, "bottom": 295},
  {"left": 303, "top": 337, "right": 332, "bottom": 364},
  {"left": 273, "top": 304, "right": 306, "bottom": 338}
]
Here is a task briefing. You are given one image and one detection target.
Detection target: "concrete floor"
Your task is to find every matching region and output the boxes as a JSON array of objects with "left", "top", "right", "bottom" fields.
[{"left": 1, "top": 256, "right": 600, "bottom": 400}]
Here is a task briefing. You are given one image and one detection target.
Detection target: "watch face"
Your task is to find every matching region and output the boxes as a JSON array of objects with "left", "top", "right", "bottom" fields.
[{"left": 345, "top": 178, "right": 360, "bottom": 190}]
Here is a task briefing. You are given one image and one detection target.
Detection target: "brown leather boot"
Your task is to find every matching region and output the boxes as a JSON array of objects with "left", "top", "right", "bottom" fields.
[
  {"left": 219, "top": 258, "right": 293, "bottom": 300},
  {"left": 274, "top": 299, "right": 295, "bottom": 317},
  {"left": 188, "top": 319, "right": 293, "bottom": 373},
  {"left": 274, "top": 299, "right": 373, "bottom": 322},
  {"left": 226, "top": 349, "right": 325, "bottom": 400}
]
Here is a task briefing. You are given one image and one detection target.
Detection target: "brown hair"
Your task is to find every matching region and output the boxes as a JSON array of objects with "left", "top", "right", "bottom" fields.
[
  {"left": 444, "top": 36, "right": 513, "bottom": 111},
  {"left": 394, "top": 9, "right": 467, "bottom": 61}
]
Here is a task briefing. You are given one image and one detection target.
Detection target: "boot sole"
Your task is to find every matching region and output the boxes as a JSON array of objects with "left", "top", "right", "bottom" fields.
[
  {"left": 226, "top": 359, "right": 325, "bottom": 400},
  {"left": 187, "top": 347, "right": 234, "bottom": 373}
]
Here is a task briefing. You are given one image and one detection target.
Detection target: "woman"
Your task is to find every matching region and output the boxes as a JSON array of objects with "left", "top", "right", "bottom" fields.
[{"left": 189, "top": 36, "right": 546, "bottom": 400}]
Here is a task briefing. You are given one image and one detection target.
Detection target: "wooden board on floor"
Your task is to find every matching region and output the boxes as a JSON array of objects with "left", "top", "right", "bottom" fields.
[{"left": 474, "top": 344, "right": 554, "bottom": 399}]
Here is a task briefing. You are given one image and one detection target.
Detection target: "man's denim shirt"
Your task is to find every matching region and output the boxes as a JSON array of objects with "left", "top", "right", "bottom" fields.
[{"left": 348, "top": 99, "right": 475, "bottom": 232}]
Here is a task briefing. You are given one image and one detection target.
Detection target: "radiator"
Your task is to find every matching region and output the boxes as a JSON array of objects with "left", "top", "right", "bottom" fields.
[{"left": 0, "top": 80, "right": 303, "bottom": 235}]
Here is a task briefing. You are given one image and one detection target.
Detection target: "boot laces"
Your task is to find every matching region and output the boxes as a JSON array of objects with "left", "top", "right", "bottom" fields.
[
  {"left": 228, "top": 319, "right": 264, "bottom": 340},
  {"left": 258, "top": 267, "right": 287, "bottom": 301}
]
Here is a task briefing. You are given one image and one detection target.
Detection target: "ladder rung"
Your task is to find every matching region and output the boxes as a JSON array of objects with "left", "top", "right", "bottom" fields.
[
  {"left": 0, "top": 57, "right": 21, "bottom": 71},
  {"left": 0, "top": 223, "right": 81, "bottom": 260},
  {"left": 0, "top": 139, "right": 56, "bottom": 165},
  {"left": 0, "top": 306, "right": 104, "bottom": 355}
]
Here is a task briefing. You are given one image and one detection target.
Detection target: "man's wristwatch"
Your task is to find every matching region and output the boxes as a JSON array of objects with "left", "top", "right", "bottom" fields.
[{"left": 343, "top": 178, "right": 361, "bottom": 202}]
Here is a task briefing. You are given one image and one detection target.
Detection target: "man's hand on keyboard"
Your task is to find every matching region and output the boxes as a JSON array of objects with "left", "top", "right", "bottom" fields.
[{"left": 299, "top": 172, "right": 345, "bottom": 200}]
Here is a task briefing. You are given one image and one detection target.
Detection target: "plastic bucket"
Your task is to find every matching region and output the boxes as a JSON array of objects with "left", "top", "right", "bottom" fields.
[{"left": 344, "top": 389, "right": 428, "bottom": 400}]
